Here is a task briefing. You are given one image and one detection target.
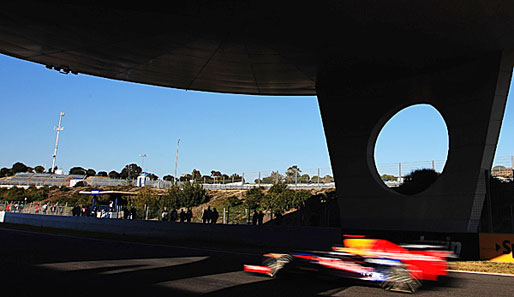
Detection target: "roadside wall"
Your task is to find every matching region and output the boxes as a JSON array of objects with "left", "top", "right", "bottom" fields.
[{"left": 0, "top": 211, "right": 341, "bottom": 250}]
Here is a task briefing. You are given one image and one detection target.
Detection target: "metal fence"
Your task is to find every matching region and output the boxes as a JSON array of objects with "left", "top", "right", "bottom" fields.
[
  {"left": 376, "top": 155, "right": 514, "bottom": 185},
  {"left": 1, "top": 156, "right": 512, "bottom": 189},
  {"left": 129, "top": 205, "right": 276, "bottom": 225},
  {"left": 0, "top": 201, "right": 72, "bottom": 216}
]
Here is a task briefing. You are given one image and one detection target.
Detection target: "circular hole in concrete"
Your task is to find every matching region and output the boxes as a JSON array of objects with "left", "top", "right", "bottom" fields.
[{"left": 373, "top": 104, "right": 449, "bottom": 195}]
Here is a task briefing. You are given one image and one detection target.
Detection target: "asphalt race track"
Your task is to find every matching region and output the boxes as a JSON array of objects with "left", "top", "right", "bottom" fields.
[{"left": 0, "top": 226, "right": 513, "bottom": 297}]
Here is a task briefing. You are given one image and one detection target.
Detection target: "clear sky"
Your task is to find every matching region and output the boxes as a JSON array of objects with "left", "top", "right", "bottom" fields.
[{"left": 1, "top": 53, "right": 513, "bottom": 180}]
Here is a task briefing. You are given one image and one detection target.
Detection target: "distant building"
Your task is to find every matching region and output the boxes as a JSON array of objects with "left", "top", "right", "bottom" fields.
[{"left": 137, "top": 173, "right": 149, "bottom": 187}]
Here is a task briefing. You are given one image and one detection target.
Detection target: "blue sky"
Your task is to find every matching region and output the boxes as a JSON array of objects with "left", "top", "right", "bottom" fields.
[{"left": 1, "top": 54, "right": 513, "bottom": 180}]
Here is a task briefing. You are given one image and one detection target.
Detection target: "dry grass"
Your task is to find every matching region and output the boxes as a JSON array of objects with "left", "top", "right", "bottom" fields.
[{"left": 450, "top": 261, "right": 514, "bottom": 274}]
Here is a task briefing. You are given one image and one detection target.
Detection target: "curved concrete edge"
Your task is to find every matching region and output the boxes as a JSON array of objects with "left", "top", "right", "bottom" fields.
[{"left": 0, "top": 212, "right": 342, "bottom": 250}]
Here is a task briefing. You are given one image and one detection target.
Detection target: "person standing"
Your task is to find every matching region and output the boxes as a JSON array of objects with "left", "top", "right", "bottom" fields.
[
  {"left": 202, "top": 206, "right": 211, "bottom": 224},
  {"left": 258, "top": 211, "right": 264, "bottom": 225},
  {"left": 211, "top": 208, "right": 219, "bottom": 224},
  {"left": 186, "top": 208, "right": 193, "bottom": 223},
  {"left": 161, "top": 207, "right": 169, "bottom": 221},
  {"left": 179, "top": 208, "right": 186, "bottom": 222},
  {"left": 252, "top": 210, "right": 258, "bottom": 225},
  {"left": 171, "top": 208, "right": 178, "bottom": 222}
]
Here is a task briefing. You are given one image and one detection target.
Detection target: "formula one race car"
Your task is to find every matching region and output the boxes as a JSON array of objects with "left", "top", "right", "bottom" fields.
[{"left": 244, "top": 236, "right": 452, "bottom": 293}]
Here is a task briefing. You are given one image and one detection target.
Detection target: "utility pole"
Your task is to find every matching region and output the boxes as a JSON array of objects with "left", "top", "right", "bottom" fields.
[
  {"left": 51, "top": 112, "right": 65, "bottom": 174},
  {"left": 174, "top": 138, "right": 180, "bottom": 185},
  {"left": 398, "top": 162, "right": 402, "bottom": 183}
]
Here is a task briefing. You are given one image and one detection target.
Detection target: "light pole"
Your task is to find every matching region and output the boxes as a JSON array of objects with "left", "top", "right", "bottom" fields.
[
  {"left": 174, "top": 138, "right": 180, "bottom": 185},
  {"left": 139, "top": 154, "right": 147, "bottom": 173},
  {"left": 51, "top": 112, "right": 65, "bottom": 173}
]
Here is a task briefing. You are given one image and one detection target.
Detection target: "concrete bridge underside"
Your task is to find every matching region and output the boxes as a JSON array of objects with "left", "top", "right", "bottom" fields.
[{"left": 2, "top": 1, "right": 514, "bottom": 233}]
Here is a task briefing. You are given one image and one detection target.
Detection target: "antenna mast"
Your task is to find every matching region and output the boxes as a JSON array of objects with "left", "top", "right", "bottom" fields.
[{"left": 51, "top": 112, "right": 65, "bottom": 173}]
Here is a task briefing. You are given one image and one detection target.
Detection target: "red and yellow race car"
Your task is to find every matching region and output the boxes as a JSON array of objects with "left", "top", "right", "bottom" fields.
[{"left": 244, "top": 236, "right": 452, "bottom": 293}]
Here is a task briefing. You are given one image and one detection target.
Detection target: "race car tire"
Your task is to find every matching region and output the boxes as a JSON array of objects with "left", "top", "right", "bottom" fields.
[
  {"left": 381, "top": 264, "right": 422, "bottom": 294},
  {"left": 262, "top": 255, "right": 292, "bottom": 278}
]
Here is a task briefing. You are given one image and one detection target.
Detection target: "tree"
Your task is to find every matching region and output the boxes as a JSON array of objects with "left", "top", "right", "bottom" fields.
[
  {"left": 163, "top": 175, "right": 175, "bottom": 182},
  {"left": 97, "top": 171, "right": 108, "bottom": 177},
  {"left": 285, "top": 165, "right": 301, "bottom": 183},
  {"left": 148, "top": 173, "right": 159, "bottom": 181},
  {"left": 180, "top": 182, "right": 209, "bottom": 207},
  {"left": 201, "top": 175, "right": 214, "bottom": 183},
  {"left": 86, "top": 169, "right": 96, "bottom": 177},
  {"left": 322, "top": 175, "right": 334, "bottom": 183},
  {"left": 11, "top": 162, "right": 28, "bottom": 174},
  {"left": 179, "top": 174, "right": 192, "bottom": 182},
  {"left": 120, "top": 163, "right": 142, "bottom": 179},
  {"left": 292, "top": 190, "right": 311, "bottom": 209},
  {"left": 0, "top": 168, "right": 10, "bottom": 178},
  {"left": 258, "top": 171, "right": 284, "bottom": 184},
  {"left": 108, "top": 170, "right": 120, "bottom": 179},
  {"left": 191, "top": 169, "right": 201, "bottom": 181},
  {"left": 69, "top": 167, "right": 86, "bottom": 175},
  {"left": 262, "top": 182, "right": 290, "bottom": 211},
  {"left": 395, "top": 168, "right": 439, "bottom": 195},
  {"left": 34, "top": 165, "right": 45, "bottom": 173},
  {"left": 492, "top": 165, "right": 508, "bottom": 173},
  {"left": 129, "top": 188, "right": 160, "bottom": 219},
  {"left": 244, "top": 187, "right": 264, "bottom": 210},
  {"left": 381, "top": 174, "right": 397, "bottom": 181},
  {"left": 211, "top": 170, "right": 222, "bottom": 183},
  {"left": 299, "top": 174, "right": 310, "bottom": 183}
]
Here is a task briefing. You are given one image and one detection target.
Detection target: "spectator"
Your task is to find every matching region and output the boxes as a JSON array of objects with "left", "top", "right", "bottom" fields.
[
  {"left": 161, "top": 207, "right": 169, "bottom": 221},
  {"left": 186, "top": 208, "right": 193, "bottom": 223},
  {"left": 202, "top": 206, "right": 211, "bottom": 224},
  {"left": 211, "top": 208, "right": 219, "bottom": 224},
  {"left": 123, "top": 206, "right": 130, "bottom": 219},
  {"left": 275, "top": 211, "right": 283, "bottom": 225},
  {"left": 170, "top": 208, "right": 178, "bottom": 222},
  {"left": 130, "top": 207, "right": 137, "bottom": 219},
  {"left": 72, "top": 205, "right": 80, "bottom": 216},
  {"left": 258, "top": 211, "right": 264, "bottom": 225},
  {"left": 252, "top": 210, "right": 258, "bottom": 225},
  {"left": 179, "top": 208, "right": 186, "bottom": 222}
]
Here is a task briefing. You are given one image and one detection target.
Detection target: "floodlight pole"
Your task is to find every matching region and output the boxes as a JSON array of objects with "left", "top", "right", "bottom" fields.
[
  {"left": 174, "top": 138, "right": 180, "bottom": 185},
  {"left": 139, "top": 154, "right": 147, "bottom": 173},
  {"left": 51, "top": 112, "right": 65, "bottom": 174}
]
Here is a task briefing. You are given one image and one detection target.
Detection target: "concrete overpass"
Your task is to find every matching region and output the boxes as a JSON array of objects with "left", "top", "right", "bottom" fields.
[{"left": 2, "top": 1, "right": 514, "bottom": 233}]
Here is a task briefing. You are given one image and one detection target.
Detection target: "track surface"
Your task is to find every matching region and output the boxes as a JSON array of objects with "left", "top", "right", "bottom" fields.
[{"left": 0, "top": 227, "right": 513, "bottom": 297}]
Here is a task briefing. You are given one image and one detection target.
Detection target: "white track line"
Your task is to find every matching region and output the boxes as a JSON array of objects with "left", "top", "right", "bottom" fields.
[{"left": 449, "top": 269, "right": 514, "bottom": 277}]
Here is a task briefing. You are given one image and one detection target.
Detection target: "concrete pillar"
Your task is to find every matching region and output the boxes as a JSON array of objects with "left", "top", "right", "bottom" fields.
[{"left": 316, "top": 51, "right": 514, "bottom": 233}]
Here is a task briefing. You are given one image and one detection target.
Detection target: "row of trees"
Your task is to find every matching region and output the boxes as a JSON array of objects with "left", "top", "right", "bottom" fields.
[
  {"left": 242, "top": 182, "right": 313, "bottom": 213},
  {"left": 255, "top": 165, "right": 333, "bottom": 184},
  {"left": 169, "top": 166, "right": 334, "bottom": 184},
  {"left": 1, "top": 162, "right": 334, "bottom": 185},
  {"left": 127, "top": 182, "right": 209, "bottom": 219},
  {"left": 69, "top": 163, "right": 159, "bottom": 180},
  {"left": 0, "top": 162, "right": 160, "bottom": 181},
  {"left": 0, "top": 162, "right": 46, "bottom": 178},
  {"left": 0, "top": 185, "right": 50, "bottom": 202}
]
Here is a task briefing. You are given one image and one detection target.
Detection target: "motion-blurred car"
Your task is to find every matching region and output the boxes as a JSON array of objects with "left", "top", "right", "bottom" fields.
[{"left": 244, "top": 236, "right": 452, "bottom": 293}]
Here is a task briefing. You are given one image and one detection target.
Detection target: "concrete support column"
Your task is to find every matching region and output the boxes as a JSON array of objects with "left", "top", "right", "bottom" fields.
[{"left": 316, "top": 51, "right": 513, "bottom": 233}]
